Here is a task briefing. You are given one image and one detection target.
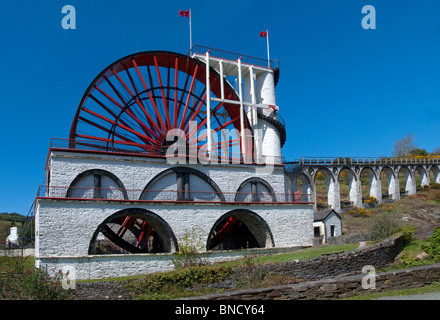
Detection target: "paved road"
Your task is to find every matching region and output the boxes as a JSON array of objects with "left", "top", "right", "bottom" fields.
[{"left": 375, "top": 292, "right": 440, "bottom": 300}]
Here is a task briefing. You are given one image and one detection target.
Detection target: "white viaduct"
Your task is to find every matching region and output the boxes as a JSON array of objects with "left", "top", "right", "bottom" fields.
[{"left": 285, "top": 157, "right": 440, "bottom": 212}]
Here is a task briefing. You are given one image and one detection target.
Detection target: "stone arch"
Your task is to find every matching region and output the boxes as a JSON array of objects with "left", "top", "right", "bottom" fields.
[
  {"left": 235, "top": 177, "right": 276, "bottom": 202},
  {"left": 313, "top": 167, "right": 336, "bottom": 210},
  {"left": 139, "top": 166, "right": 225, "bottom": 202},
  {"left": 292, "top": 173, "right": 313, "bottom": 202},
  {"left": 88, "top": 208, "right": 178, "bottom": 255},
  {"left": 398, "top": 166, "right": 416, "bottom": 196},
  {"left": 338, "top": 167, "right": 359, "bottom": 208},
  {"left": 360, "top": 166, "right": 380, "bottom": 202},
  {"left": 414, "top": 165, "right": 429, "bottom": 188},
  {"left": 66, "top": 169, "right": 128, "bottom": 200},
  {"left": 380, "top": 166, "right": 398, "bottom": 200},
  {"left": 429, "top": 165, "right": 440, "bottom": 184},
  {"left": 206, "top": 209, "right": 274, "bottom": 251}
]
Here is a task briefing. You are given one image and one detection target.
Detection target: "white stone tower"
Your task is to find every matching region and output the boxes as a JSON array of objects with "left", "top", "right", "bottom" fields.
[{"left": 192, "top": 46, "right": 285, "bottom": 165}]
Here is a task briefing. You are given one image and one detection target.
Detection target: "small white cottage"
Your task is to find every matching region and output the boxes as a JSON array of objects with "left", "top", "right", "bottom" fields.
[{"left": 313, "top": 209, "right": 342, "bottom": 244}]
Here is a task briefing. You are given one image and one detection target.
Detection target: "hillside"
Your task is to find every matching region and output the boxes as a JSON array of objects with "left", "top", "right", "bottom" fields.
[
  {"left": 0, "top": 212, "right": 25, "bottom": 223},
  {"left": 0, "top": 212, "right": 25, "bottom": 247},
  {"left": 341, "top": 188, "right": 440, "bottom": 240}
]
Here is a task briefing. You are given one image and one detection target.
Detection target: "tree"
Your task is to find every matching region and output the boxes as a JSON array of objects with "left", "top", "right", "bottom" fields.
[
  {"left": 409, "top": 148, "right": 428, "bottom": 156},
  {"left": 431, "top": 147, "right": 440, "bottom": 155},
  {"left": 393, "top": 134, "right": 416, "bottom": 157}
]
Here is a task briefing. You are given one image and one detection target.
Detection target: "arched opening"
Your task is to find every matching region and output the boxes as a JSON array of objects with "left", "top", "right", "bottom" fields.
[
  {"left": 398, "top": 166, "right": 413, "bottom": 197},
  {"left": 415, "top": 166, "right": 428, "bottom": 190},
  {"left": 430, "top": 165, "right": 440, "bottom": 184},
  {"left": 207, "top": 209, "right": 274, "bottom": 251},
  {"left": 66, "top": 169, "right": 128, "bottom": 200},
  {"left": 139, "top": 167, "right": 225, "bottom": 202},
  {"left": 360, "top": 167, "right": 378, "bottom": 203},
  {"left": 314, "top": 168, "right": 333, "bottom": 210},
  {"left": 235, "top": 178, "right": 276, "bottom": 202},
  {"left": 338, "top": 168, "right": 356, "bottom": 208},
  {"left": 380, "top": 167, "right": 396, "bottom": 201},
  {"left": 293, "top": 174, "right": 312, "bottom": 202},
  {"left": 88, "top": 208, "right": 178, "bottom": 255}
]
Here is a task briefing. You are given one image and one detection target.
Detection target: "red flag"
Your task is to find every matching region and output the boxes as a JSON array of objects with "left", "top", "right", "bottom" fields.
[
  {"left": 179, "top": 10, "right": 190, "bottom": 18},
  {"left": 260, "top": 31, "right": 268, "bottom": 38}
]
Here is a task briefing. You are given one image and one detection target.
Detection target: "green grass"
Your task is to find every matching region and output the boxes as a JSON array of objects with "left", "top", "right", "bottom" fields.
[
  {"left": 252, "top": 243, "right": 359, "bottom": 263},
  {"left": 0, "top": 256, "right": 34, "bottom": 273},
  {"left": 121, "top": 243, "right": 361, "bottom": 300},
  {"left": 344, "top": 281, "right": 440, "bottom": 300},
  {"left": 213, "top": 243, "right": 359, "bottom": 268},
  {"left": 124, "top": 264, "right": 233, "bottom": 300}
]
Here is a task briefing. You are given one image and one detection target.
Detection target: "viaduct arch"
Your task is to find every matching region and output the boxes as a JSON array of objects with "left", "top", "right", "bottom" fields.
[{"left": 286, "top": 157, "right": 440, "bottom": 211}]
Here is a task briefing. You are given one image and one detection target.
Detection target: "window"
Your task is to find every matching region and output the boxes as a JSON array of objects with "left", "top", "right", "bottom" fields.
[
  {"left": 314, "top": 227, "right": 321, "bottom": 237},
  {"left": 330, "top": 225, "right": 335, "bottom": 237}
]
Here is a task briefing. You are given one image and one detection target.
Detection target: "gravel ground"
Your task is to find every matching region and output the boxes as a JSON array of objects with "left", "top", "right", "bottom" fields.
[{"left": 71, "top": 281, "right": 135, "bottom": 300}]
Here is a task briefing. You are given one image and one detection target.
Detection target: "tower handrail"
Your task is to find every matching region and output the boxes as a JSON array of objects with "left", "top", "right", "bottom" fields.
[{"left": 189, "top": 45, "right": 279, "bottom": 70}]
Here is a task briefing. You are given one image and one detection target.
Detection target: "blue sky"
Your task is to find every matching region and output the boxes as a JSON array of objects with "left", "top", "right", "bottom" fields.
[{"left": 1, "top": 0, "right": 440, "bottom": 215}]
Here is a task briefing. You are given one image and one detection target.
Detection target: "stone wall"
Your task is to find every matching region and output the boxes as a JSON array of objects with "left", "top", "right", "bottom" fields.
[
  {"left": 189, "top": 234, "right": 413, "bottom": 300},
  {"left": 248, "top": 234, "right": 404, "bottom": 281},
  {"left": 48, "top": 150, "right": 288, "bottom": 198},
  {"left": 36, "top": 200, "right": 313, "bottom": 258},
  {"left": 35, "top": 198, "right": 313, "bottom": 280},
  {"left": 193, "top": 263, "right": 440, "bottom": 300},
  {"left": 325, "top": 232, "right": 371, "bottom": 246}
]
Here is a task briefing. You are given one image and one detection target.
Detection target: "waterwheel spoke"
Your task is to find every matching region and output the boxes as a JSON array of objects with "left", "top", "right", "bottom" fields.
[{"left": 70, "top": 51, "right": 250, "bottom": 157}]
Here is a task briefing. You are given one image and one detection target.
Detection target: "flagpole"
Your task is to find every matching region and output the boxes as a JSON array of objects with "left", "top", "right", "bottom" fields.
[
  {"left": 266, "top": 29, "right": 270, "bottom": 68},
  {"left": 189, "top": 8, "right": 192, "bottom": 53}
]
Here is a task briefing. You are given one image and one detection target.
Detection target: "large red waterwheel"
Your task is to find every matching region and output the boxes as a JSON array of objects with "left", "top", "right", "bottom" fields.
[{"left": 70, "top": 51, "right": 253, "bottom": 158}]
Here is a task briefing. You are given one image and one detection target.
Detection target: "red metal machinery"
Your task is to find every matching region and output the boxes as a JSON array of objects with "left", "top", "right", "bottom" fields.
[
  {"left": 69, "top": 51, "right": 253, "bottom": 158},
  {"left": 208, "top": 216, "right": 239, "bottom": 249}
]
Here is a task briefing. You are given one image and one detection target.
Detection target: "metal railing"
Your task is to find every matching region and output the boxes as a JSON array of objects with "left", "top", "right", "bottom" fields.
[
  {"left": 189, "top": 45, "right": 280, "bottom": 70},
  {"left": 49, "top": 138, "right": 285, "bottom": 165},
  {"left": 50, "top": 138, "right": 162, "bottom": 156},
  {"left": 37, "top": 185, "right": 312, "bottom": 204},
  {"left": 286, "top": 156, "right": 440, "bottom": 167}
]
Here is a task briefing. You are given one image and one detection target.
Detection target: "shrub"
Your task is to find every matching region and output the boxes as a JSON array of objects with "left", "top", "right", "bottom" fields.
[
  {"left": 399, "top": 225, "right": 417, "bottom": 246},
  {"left": 369, "top": 213, "right": 400, "bottom": 241},
  {"left": 385, "top": 204, "right": 395, "bottom": 212},
  {"left": 364, "top": 196, "right": 378, "bottom": 205},
  {"left": 422, "top": 227, "right": 440, "bottom": 261},
  {"left": 347, "top": 206, "right": 371, "bottom": 218},
  {"left": 0, "top": 259, "right": 71, "bottom": 300},
  {"left": 430, "top": 183, "right": 440, "bottom": 190},
  {"left": 430, "top": 191, "right": 440, "bottom": 203},
  {"left": 378, "top": 202, "right": 396, "bottom": 212},
  {"left": 398, "top": 253, "right": 422, "bottom": 267},
  {"left": 233, "top": 254, "right": 265, "bottom": 288},
  {"left": 172, "top": 228, "right": 207, "bottom": 269},
  {"left": 124, "top": 265, "right": 232, "bottom": 299}
]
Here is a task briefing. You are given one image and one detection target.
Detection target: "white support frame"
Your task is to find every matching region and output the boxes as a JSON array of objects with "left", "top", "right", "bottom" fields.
[
  {"left": 196, "top": 51, "right": 279, "bottom": 161},
  {"left": 237, "top": 57, "right": 247, "bottom": 161},
  {"left": 205, "top": 51, "right": 212, "bottom": 158}
]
